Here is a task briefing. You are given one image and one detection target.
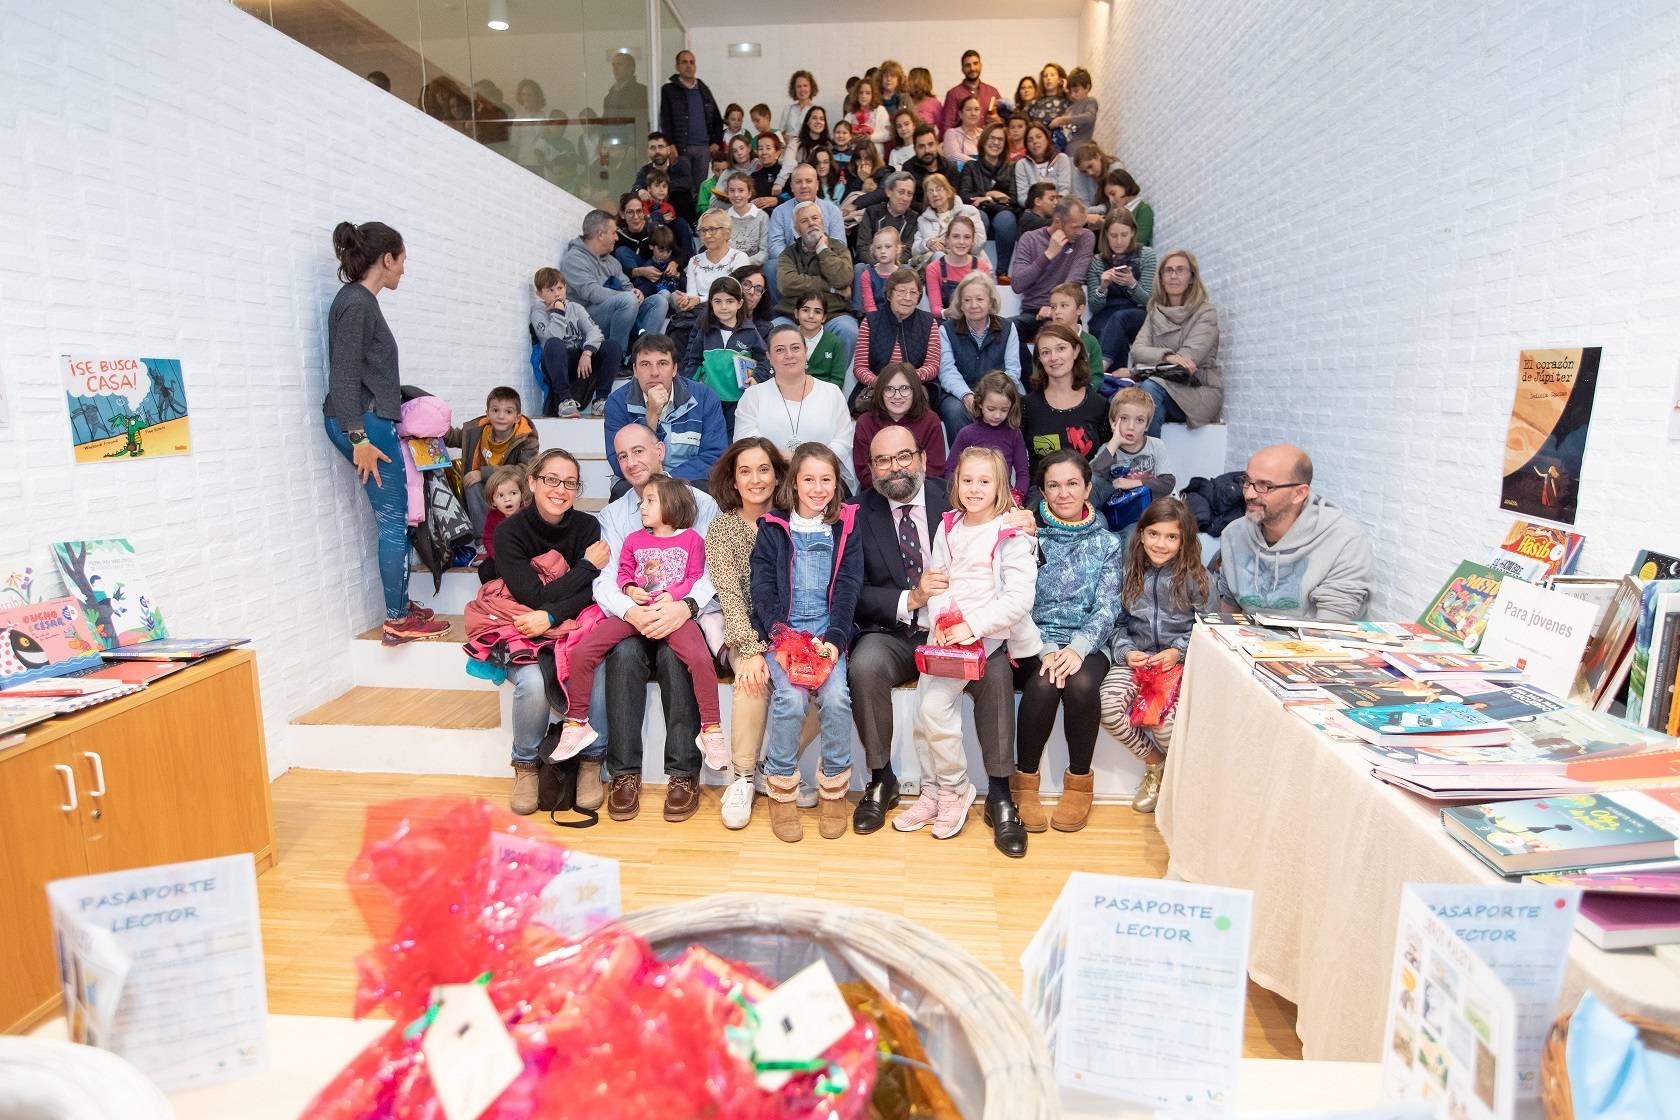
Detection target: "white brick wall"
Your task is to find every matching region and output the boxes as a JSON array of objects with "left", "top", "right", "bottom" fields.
[
  {"left": 686, "top": 18, "right": 1080, "bottom": 130},
  {"left": 0, "top": 0, "right": 591, "bottom": 768},
  {"left": 1081, "top": 0, "right": 1680, "bottom": 617}
]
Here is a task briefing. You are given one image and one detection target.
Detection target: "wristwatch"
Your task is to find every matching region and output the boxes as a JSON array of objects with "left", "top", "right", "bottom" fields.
[
  {"left": 682, "top": 597, "right": 699, "bottom": 620},
  {"left": 347, "top": 430, "right": 368, "bottom": 446}
]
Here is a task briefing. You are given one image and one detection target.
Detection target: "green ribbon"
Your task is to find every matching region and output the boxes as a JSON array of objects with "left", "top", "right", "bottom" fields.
[
  {"left": 402, "top": 971, "right": 494, "bottom": 1042},
  {"left": 724, "top": 983, "right": 850, "bottom": 1096}
]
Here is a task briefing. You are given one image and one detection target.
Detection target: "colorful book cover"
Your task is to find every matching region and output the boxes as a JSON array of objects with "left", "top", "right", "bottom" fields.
[
  {"left": 62, "top": 356, "right": 191, "bottom": 463},
  {"left": 1444, "top": 793, "right": 1677, "bottom": 862},
  {"left": 101, "top": 637, "right": 246, "bottom": 662},
  {"left": 1564, "top": 749, "right": 1680, "bottom": 786},
  {"left": 1486, "top": 520, "right": 1584, "bottom": 582},
  {"left": 1626, "top": 581, "right": 1680, "bottom": 724},
  {"left": 1229, "top": 637, "right": 1358, "bottom": 661},
  {"left": 1387, "top": 650, "right": 1523, "bottom": 678},
  {"left": 50, "top": 539, "right": 168, "bottom": 650},
  {"left": 1573, "top": 576, "right": 1643, "bottom": 704},
  {"left": 0, "top": 597, "right": 106, "bottom": 688},
  {"left": 1287, "top": 700, "right": 1366, "bottom": 743},
  {"left": 1632, "top": 550, "right": 1680, "bottom": 581},
  {"left": 1527, "top": 870, "right": 1680, "bottom": 898},
  {"left": 1322, "top": 678, "right": 1463, "bottom": 708},
  {"left": 1418, "top": 562, "right": 1505, "bottom": 648},
  {"left": 1343, "top": 703, "right": 1507, "bottom": 738},
  {"left": 1500, "top": 347, "right": 1601, "bottom": 526},
  {"left": 406, "top": 436, "right": 452, "bottom": 471},
  {"left": 1505, "top": 705, "right": 1662, "bottom": 762},
  {"left": 1455, "top": 685, "right": 1565, "bottom": 723},
  {"left": 1254, "top": 657, "right": 1398, "bottom": 692}
]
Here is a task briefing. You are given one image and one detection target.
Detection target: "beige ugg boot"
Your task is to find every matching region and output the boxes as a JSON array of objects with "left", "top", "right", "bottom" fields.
[
  {"left": 1051, "top": 769, "right": 1095, "bottom": 832},
  {"left": 766, "top": 773, "right": 803, "bottom": 843},
  {"left": 510, "top": 762, "right": 540, "bottom": 815},
  {"left": 816, "top": 768, "right": 852, "bottom": 839},
  {"left": 1010, "top": 770, "right": 1048, "bottom": 833}
]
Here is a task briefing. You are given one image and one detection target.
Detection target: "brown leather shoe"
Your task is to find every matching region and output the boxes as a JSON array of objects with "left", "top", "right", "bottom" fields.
[
  {"left": 1051, "top": 769, "right": 1094, "bottom": 832},
  {"left": 663, "top": 774, "right": 700, "bottom": 822},
  {"left": 1010, "top": 770, "right": 1048, "bottom": 832},
  {"left": 607, "top": 773, "right": 641, "bottom": 821}
]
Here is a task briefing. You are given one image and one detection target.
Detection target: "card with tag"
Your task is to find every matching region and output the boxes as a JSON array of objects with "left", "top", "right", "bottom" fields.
[
  {"left": 750, "top": 960, "right": 855, "bottom": 1091},
  {"left": 421, "top": 982, "right": 524, "bottom": 1120}
]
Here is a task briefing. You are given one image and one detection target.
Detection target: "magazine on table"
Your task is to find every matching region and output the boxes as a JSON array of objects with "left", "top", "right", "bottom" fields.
[{"left": 99, "top": 637, "right": 249, "bottom": 662}]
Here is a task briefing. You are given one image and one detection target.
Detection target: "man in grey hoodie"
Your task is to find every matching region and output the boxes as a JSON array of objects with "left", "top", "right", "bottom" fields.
[
  {"left": 560, "top": 209, "right": 670, "bottom": 358},
  {"left": 1212, "top": 445, "right": 1373, "bottom": 621}
]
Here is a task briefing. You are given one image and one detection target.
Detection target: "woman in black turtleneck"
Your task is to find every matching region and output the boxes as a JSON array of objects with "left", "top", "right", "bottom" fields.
[{"left": 499, "top": 447, "right": 608, "bottom": 816}]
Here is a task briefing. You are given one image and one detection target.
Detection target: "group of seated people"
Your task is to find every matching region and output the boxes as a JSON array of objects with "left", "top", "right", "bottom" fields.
[{"left": 477, "top": 330, "right": 1374, "bottom": 859}]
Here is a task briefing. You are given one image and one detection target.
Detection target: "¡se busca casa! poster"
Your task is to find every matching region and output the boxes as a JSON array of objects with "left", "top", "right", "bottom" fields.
[
  {"left": 62, "top": 355, "right": 191, "bottom": 463},
  {"left": 1500, "top": 348, "right": 1600, "bottom": 526}
]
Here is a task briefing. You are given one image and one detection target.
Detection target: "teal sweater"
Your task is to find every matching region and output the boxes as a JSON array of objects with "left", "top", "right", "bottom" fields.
[{"left": 1032, "top": 502, "right": 1124, "bottom": 658}]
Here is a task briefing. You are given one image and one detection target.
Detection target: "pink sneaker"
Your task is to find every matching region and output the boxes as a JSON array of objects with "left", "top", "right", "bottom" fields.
[
  {"left": 697, "top": 723, "right": 728, "bottom": 770},
  {"left": 550, "top": 718, "right": 597, "bottom": 762},
  {"left": 892, "top": 787, "right": 940, "bottom": 832},
  {"left": 931, "top": 783, "right": 978, "bottom": 840}
]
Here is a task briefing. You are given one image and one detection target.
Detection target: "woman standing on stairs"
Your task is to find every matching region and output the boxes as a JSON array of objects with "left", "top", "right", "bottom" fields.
[
  {"left": 322, "top": 220, "right": 450, "bottom": 646},
  {"left": 497, "top": 448, "right": 611, "bottom": 815}
]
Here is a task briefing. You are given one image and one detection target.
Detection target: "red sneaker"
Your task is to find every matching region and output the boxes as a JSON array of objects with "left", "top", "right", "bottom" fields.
[
  {"left": 382, "top": 611, "right": 451, "bottom": 645},
  {"left": 405, "top": 600, "right": 436, "bottom": 621}
]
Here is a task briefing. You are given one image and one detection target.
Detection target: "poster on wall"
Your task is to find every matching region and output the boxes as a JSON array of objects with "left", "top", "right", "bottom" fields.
[
  {"left": 1499, "top": 348, "right": 1600, "bottom": 526},
  {"left": 62, "top": 355, "right": 192, "bottom": 463}
]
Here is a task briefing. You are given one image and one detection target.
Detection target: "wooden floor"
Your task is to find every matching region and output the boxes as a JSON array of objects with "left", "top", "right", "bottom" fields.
[
  {"left": 291, "top": 686, "right": 501, "bottom": 729},
  {"left": 259, "top": 769, "right": 1303, "bottom": 1059}
]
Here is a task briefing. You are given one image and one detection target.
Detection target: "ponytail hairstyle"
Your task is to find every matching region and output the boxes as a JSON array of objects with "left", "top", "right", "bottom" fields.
[
  {"left": 332, "top": 221, "right": 404, "bottom": 284},
  {"left": 1121, "top": 496, "right": 1207, "bottom": 611}
]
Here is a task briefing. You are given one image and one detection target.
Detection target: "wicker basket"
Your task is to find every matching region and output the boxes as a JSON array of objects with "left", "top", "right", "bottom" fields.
[
  {"left": 1539, "top": 1005, "right": 1680, "bottom": 1119},
  {"left": 619, "top": 892, "right": 1059, "bottom": 1119}
]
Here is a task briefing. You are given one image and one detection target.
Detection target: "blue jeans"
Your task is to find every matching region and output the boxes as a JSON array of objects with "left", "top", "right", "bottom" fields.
[
  {"left": 323, "top": 412, "right": 409, "bottom": 619},
  {"left": 509, "top": 662, "right": 608, "bottom": 764},
  {"left": 588, "top": 289, "right": 670, "bottom": 353},
  {"left": 937, "top": 390, "right": 973, "bottom": 445},
  {"left": 1093, "top": 304, "right": 1146, "bottom": 372},
  {"left": 764, "top": 655, "right": 853, "bottom": 778},
  {"left": 988, "top": 209, "right": 1019, "bottom": 275},
  {"left": 1140, "top": 377, "right": 1189, "bottom": 437}
]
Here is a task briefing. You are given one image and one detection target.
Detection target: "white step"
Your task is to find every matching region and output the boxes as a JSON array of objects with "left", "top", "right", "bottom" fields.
[
  {"left": 408, "top": 569, "right": 482, "bottom": 615},
  {"left": 349, "top": 616, "right": 497, "bottom": 691},
  {"left": 1159, "top": 421, "right": 1229, "bottom": 485},
  {"left": 532, "top": 416, "right": 606, "bottom": 453}
]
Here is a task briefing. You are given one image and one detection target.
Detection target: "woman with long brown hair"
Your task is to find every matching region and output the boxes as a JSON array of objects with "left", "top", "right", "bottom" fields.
[
  {"left": 1021, "top": 321, "right": 1110, "bottom": 479},
  {"left": 1098, "top": 496, "right": 1210, "bottom": 813}
]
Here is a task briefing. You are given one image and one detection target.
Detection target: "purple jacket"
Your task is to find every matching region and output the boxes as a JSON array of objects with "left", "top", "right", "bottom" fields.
[
  {"left": 1008, "top": 226, "right": 1095, "bottom": 312},
  {"left": 948, "top": 420, "right": 1031, "bottom": 498}
]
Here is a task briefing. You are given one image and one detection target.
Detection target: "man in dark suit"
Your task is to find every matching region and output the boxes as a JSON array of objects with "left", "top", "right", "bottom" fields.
[{"left": 848, "top": 424, "right": 950, "bottom": 836}]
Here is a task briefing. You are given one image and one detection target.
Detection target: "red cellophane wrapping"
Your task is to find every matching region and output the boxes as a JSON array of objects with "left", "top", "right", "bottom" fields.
[
  {"left": 770, "top": 622, "right": 836, "bottom": 690},
  {"left": 1128, "top": 662, "right": 1185, "bottom": 727},
  {"left": 914, "top": 603, "right": 984, "bottom": 680},
  {"left": 303, "top": 796, "right": 876, "bottom": 1120}
]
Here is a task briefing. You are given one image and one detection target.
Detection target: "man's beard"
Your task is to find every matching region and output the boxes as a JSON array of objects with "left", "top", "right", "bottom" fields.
[{"left": 874, "top": 467, "right": 923, "bottom": 502}]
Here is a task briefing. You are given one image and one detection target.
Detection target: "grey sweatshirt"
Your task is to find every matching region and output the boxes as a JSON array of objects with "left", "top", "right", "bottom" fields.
[
  {"left": 559, "top": 237, "right": 628, "bottom": 310},
  {"left": 726, "top": 205, "right": 769, "bottom": 266},
  {"left": 1213, "top": 493, "right": 1374, "bottom": 621},
  {"left": 529, "top": 298, "right": 604, "bottom": 353}
]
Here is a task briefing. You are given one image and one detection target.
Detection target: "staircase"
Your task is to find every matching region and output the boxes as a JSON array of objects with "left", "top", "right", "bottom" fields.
[{"left": 289, "top": 390, "right": 1229, "bottom": 798}]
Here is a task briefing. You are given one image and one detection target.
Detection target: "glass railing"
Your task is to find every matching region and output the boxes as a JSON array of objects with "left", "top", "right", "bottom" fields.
[{"left": 231, "top": 0, "right": 659, "bottom": 210}]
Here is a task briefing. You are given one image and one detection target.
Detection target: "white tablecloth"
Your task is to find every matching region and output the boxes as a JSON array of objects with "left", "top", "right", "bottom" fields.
[
  {"left": 1157, "top": 628, "right": 1680, "bottom": 1061},
  {"left": 33, "top": 1014, "right": 1384, "bottom": 1118}
]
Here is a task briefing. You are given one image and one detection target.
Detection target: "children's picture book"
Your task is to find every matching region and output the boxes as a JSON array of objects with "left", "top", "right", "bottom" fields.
[
  {"left": 406, "top": 436, "right": 452, "bottom": 471},
  {"left": 1386, "top": 650, "right": 1524, "bottom": 680},
  {"left": 49, "top": 539, "right": 167, "bottom": 650},
  {"left": 1441, "top": 787, "right": 1680, "bottom": 875},
  {"left": 1572, "top": 576, "right": 1643, "bottom": 705},
  {"left": 99, "top": 637, "right": 248, "bottom": 662},
  {"left": 82, "top": 659, "right": 189, "bottom": 685},
  {"left": 0, "top": 597, "right": 106, "bottom": 688},
  {"left": 1499, "top": 347, "right": 1600, "bottom": 526},
  {"left": 1341, "top": 704, "right": 1511, "bottom": 748},
  {"left": 1228, "top": 636, "right": 1360, "bottom": 662},
  {"left": 1475, "top": 579, "right": 1597, "bottom": 700},
  {"left": 1486, "top": 520, "right": 1584, "bottom": 582},
  {"left": 1197, "top": 611, "right": 1254, "bottom": 626},
  {"left": 1254, "top": 657, "right": 1399, "bottom": 693},
  {"left": 0, "top": 697, "right": 69, "bottom": 736},
  {"left": 1632, "top": 550, "right": 1680, "bottom": 582},
  {"left": 62, "top": 356, "right": 191, "bottom": 463},
  {"left": 732, "top": 352, "right": 759, "bottom": 390},
  {"left": 1526, "top": 869, "right": 1680, "bottom": 899},
  {"left": 1380, "top": 885, "right": 1517, "bottom": 1120},
  {"left": 1503, "top": 704, "right": 1663, "bottom": 763},
  {"left": 1418, "top": 562, "right": 1506, "bottom": 649}
]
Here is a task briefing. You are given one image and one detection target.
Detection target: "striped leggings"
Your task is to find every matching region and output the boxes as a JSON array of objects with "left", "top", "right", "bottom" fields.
[{"left": 1097, "top": 662, "right": 1179, "bottom": 761}]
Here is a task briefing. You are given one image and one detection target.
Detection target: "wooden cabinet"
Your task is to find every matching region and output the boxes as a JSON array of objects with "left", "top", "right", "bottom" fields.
[{"left": 0, "top": 651, "right": 275, "bottom": 1033}]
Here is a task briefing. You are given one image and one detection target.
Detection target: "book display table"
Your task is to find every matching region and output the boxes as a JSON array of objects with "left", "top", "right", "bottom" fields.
[{"left": 1158, "top": 628, "right": 1680, "bottom": 1061}]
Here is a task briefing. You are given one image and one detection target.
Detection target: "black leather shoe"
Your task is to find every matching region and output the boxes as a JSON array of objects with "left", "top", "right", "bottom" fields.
[
  {"left": 984, "top": 797, "right": 1028, "bottom": 858},
  {"left": 852, "top": 775, "right": 901, "bottom": 834}
]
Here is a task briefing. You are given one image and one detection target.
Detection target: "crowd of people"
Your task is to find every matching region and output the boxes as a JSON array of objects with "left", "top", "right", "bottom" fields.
[{"left": 322, "top": 48, "right": 1377, "bottom": 857}]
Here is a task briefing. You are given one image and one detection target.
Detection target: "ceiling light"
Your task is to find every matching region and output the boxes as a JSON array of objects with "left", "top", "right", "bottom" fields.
[
  {"left": 727, "top": 42, "right": 761, "bottom": 58},
  {"left": 487, "top": 0, "right": 508, "bottom": 31}
]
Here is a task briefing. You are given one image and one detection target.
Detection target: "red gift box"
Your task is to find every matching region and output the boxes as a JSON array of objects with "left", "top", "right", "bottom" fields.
[{"left": 915, "top": 642, "right": 985, "bottom": 680}]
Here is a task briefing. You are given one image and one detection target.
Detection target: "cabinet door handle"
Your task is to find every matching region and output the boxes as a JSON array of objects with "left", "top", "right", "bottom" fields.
[
  {"left": 53, "top": 764, "right": 78, "bottom": 812},
  {"left": 83, "top": 751, "right": 107, "bottom": 797}
]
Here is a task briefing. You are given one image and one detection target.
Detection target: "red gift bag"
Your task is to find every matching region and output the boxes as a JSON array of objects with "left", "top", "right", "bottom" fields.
[
  {"left": 1128, "top": 663, "right": 1184, "bottom": 727},
  {"left": 770, "top": 623, "right": 836, "bottom": 690}
]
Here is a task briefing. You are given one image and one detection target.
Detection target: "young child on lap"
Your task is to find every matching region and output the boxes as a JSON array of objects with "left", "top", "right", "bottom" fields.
[
  {"left": 476, "top": 464, "right": 529, "bottom": 585},
  {"left": 555, "top": 475, "right": 726, "bottom": 765}
]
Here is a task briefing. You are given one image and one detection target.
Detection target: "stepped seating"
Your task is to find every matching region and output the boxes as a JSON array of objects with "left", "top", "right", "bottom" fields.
[{"left": 299, "top": 391, "right": 1229, "bottom": 799}]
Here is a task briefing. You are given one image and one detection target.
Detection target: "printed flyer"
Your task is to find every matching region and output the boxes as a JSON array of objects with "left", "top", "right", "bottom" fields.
[
  {"left": 1499, "top": 348, "right": 1600, "bottom": 526},
  {"left": 1381, "top": 886, "right": 1517, "bottom": 1120},
  {"left": 1023, "top": 872, "right": 1253, "bottom": 1112},
  {"left": 47, "top": 854, "right": 268, "bottom": 1092},
  {"left": 62, "top": 355, "right": 192, "bottom": 463}
]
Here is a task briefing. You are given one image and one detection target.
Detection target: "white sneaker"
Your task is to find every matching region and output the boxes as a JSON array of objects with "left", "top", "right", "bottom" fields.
[{"left": 721, "top": 774, "right": 755, "bottom": 829}]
